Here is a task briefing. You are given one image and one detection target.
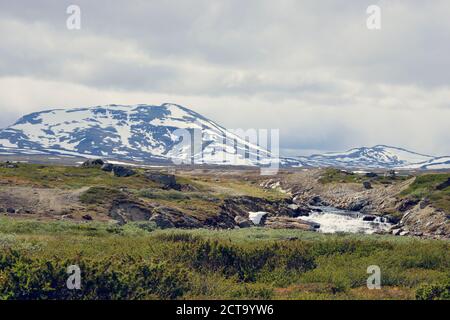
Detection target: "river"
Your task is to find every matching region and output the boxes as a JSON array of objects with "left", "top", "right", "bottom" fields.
[{"left": 300, "top": 206, "right": 393, "bottom": 234}]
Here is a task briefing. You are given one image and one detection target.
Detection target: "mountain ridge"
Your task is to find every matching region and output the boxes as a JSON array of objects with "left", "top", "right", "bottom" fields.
[{"left": 0, "top": 104, "right": 449, "bottom": 169}]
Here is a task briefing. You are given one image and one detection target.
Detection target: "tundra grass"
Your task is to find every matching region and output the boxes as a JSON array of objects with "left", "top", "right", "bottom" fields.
[
  {"left": 0, "top": 217, "right": 448, "bottom": 300},
  {"left": 400, "top": 173, "right": 450, "bottom": 213}
]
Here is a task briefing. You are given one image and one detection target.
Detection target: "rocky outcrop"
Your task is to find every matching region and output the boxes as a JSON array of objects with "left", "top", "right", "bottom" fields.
[
  {"left": 81, "top": 159, "right": 104, "bottom": 168},
  {"left": 397, "top": 204, "right": 449, "bottom": 239},
  {"left": 112, "top": 166, "right": 136, "bottom": 177},
  {"left": 150, "top": 206, "right": 203, "bottom": 229},
  {"left": 220, "top": 196, "right": 309, "bottom": 220},
  {"left": 234, "top": 216, "right": 254, "bottom": 228},
  {"left": 109, "top": 200, "right": 152, "bottom": 224},
  {"left": 101, "top": 163, "right": 114, "bottom": 172},
  {"left": 108, "top": 199, "right": 204, "bottom": 228},
  {"left": 144, "top": 172, "right": 180, "bottom": 190}
]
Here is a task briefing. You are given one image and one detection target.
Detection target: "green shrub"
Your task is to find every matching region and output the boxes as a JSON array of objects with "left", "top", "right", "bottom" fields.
[{"left": 416, "top": 279, "right": 450, "bottom": 300}]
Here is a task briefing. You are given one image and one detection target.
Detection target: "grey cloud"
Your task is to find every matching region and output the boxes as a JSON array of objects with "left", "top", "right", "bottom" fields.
[{"left": 0, "top": 0, "right": 449, "bottom": 155}]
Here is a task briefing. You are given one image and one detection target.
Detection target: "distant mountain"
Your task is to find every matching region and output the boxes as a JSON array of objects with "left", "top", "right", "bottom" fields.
[
  {"left": 295, "top": 145, "right": 450, "bottom": 170},
  {"left": 0, "top": 104, "right": 448, "bottom": 169},
  {"left": 0, "top": 103, "right": 271, "bottom": 166}
]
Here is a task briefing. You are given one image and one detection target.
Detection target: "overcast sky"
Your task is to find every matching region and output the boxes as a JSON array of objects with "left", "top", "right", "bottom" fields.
[{"left": 0, "top": 0, "right": 449, "bottom": 156}]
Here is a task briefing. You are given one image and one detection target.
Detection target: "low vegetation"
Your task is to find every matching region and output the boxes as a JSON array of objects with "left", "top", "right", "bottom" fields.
[
  {"left": 401, "top": 173, "right": 450, "bottom": 213},
  {"left": 318, "top": 168, "right": 410, "bottom": 185},
  {"left": 0, "top": 218, "right": 448, "bottom": 300}
]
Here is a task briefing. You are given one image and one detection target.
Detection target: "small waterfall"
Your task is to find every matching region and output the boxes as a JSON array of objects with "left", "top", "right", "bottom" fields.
[{"left": 300, "top": 206, "right": 393, "bottom": 234}]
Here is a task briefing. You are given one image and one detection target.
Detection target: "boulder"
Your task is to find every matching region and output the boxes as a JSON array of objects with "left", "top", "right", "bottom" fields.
[
  {"left": 362, "top": 215, "right": 376, "bottom": 221},
  {"left": 363, "top": 181, "right": 372, "bottom": 189},
  {"left": 419, "top": 198, "right": 430, "bottom": 209},
  {"left": 347, "top": 199, "right": 368, "bottom": 211},
  {"left": 144, "top": 172, "right": 179, "bottom": 189},
  {"left": 234, "top": 215, "right": 253, "bottom": 228},
  {"left": 308, "top": 196, "right": 323, "bottom": 206},
  {"left": 81, "top": 159, "right": 104, "bottom": 168},
  {"left": 101, "top": 163, "right": 114, "bottom": 172},
  {"left": 112, "top": 166, "right": 136, "bottom": 177}
]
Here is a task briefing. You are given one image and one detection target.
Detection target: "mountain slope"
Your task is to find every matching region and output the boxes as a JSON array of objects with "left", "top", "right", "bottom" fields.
[
  {"left": 296, "top": 145, "right": 449, "bottom": 169},
  {"left": 0, "top": 105, "right": 448, "bottom": 169},
  {"left": 0, "top": 103, "right": 271, "bottom": 166}
]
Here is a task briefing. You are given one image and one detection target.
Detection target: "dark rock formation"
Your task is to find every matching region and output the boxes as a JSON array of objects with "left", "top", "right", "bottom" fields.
[
  {"left": 101, "top": 163, "right": 114, "bottom": 172},
  {"left": 145, "top": 172, "right": 180, "bottom": 189},
  {"left": 347, "top": 199, "right": 368, "bottom": 211},
  {"left": 234, "top": 216, "right": 253, "bottom": 228},
  {"left": 397, "top": 198, "right": 419, "bottom": 212},
  {"left": 362, "top": 215, "right": 376, "bottom": 221},
  {"left": 112, "top": 166, "right": 136, "bottom": 177},
  {"left": 148, "top": 213, "right": 175, "bottom": 229},
  {"left": 307, "top": 195, "right": 329, "bottom": 207},
  {"left": 81, "top": 159, "right": 104, "bottom": 168},
  {"left": 363, "top": 181, "right": 372, "bottom": 189},
  {"left": 436, "top": 177, "right": 450, "bottom": 190},
  {"left": 109, "top": 200, "right": 152, "bottom": 224},
  {"left": 220, "top": 196, "right": 310, "bottom": 220}
]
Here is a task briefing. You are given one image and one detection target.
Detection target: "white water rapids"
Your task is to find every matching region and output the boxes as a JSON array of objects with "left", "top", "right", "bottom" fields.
[{"left": 300, "top": 206, "right": 393, "bottom": 234}]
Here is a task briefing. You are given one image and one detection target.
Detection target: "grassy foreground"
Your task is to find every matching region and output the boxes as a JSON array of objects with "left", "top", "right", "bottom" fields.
[{"left": 0, "top": 218, "right": 448, "bottom": 300}]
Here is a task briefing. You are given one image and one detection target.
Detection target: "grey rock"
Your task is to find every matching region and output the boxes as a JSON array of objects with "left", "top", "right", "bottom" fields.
[
  {"left": 363, "top": 181, "right": 372, "bottom": 189},
  {"left": 347, "top": 200, "right": 368, "bottom": 211},
  {"left": 419, "top": 198, "right": 430, "bottom": 209},
  {"left": 81, "top": 159, "right": 104, "bottom": 168},
  {"left": 362, "top": 215, "right": 376, "bottom": 221},
  {"left": 112, "top": 166, "right": 136, "bottom": 177},
  {"left": 397, "top": 198, "right": 419, "bottom": 212},
  {"left": 144, "top": 172, "right": 178, "bottom": 189},
  {"left": 149, "top": 213, "right": 175, "bottom": 229},
  {"left": 234, "top": 215, "right": 253, "bottom": 228},
  {"left": 101, "top": 163, "right": 114, "bottom": 172}
]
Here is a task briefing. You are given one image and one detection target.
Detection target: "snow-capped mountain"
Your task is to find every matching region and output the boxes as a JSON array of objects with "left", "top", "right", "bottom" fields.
[
  {"left": 295, "top": 145, "right": 450, "bottom": 169},
  {"left": 0, "top": 103, "right": 272, "bottom": 166},
  {"left": 0, "top": 104, "right": 448, "bottom": 169}
]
